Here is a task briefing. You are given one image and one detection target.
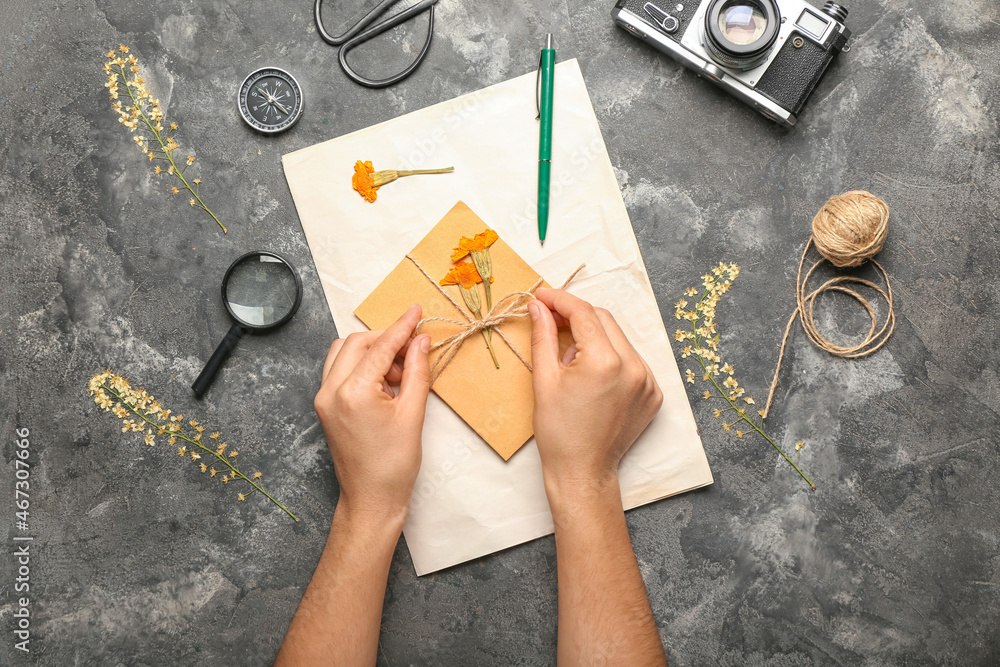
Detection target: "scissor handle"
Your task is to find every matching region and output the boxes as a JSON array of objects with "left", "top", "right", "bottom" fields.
[
  {"left": 315, "top": 0, "right": 399, "bottom": 45},
  {"left": 339, "top": 0, "right": 437, "bottom": 88}
]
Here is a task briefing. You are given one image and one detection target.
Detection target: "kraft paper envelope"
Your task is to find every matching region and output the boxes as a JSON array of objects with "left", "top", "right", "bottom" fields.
[
  {"left": 282, "top": 59, "right": 714, "bottom": 576},
  {"left": 354, "top": 201, "right": 551, "bottom": 461}
]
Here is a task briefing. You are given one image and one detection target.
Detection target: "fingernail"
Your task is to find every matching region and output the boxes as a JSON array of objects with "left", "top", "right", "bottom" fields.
[
  {"left": 528, "top": 302, "right": 539, "bottom": 321},
  {"left": 409, "top": 303, "right": 420, "bottom": 314},
  {"left": 419, "top": 334, "right": 430, "bottom": 353}
]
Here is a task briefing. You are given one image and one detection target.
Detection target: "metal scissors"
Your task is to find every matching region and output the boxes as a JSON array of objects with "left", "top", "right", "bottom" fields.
[{"left": 314, "top": 0, "right": 439, "bottom": 88}]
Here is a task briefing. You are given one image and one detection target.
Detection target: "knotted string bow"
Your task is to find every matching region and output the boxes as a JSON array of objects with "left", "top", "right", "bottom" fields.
[{"left": 405, "top": 254, "right": 585, "bottom": 385}]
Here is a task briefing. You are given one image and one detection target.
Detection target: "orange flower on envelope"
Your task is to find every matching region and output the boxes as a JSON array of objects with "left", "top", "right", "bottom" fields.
[{"left": 355, "top": 201, "right": 552, "bottom": 461}]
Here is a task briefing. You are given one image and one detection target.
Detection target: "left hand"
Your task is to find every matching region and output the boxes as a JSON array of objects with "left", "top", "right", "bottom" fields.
[{"left": 314, "top": 305, "right": 432, "bottom": 523}]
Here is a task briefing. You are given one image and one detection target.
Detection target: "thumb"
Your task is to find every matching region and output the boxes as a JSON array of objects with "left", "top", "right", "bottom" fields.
[
  {"left": 529, "top": 300, "right": 560, "bottom": 379},
  {"left": 399, "top": 333, "right": 432, "bottom": 411}
]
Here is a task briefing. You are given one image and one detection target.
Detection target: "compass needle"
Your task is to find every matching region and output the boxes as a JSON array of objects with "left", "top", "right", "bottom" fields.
[{"left": 239, "top": 67, "right": 303, "bottom": 133}]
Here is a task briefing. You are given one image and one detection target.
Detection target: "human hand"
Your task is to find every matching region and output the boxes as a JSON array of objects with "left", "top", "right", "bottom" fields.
[
  {"left": 528, "top": 289, "right": 663, "bottom": 499},
  {"left": 314, "top": 304, "right": 432, "bottom": 524}
]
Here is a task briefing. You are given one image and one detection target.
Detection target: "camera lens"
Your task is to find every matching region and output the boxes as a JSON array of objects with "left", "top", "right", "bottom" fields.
[
  {"left": 704, "top": 0, "right": 780, "bottom": 70},
  {"left": 719, "top": 4, "right": 766, "bottom": 44}
]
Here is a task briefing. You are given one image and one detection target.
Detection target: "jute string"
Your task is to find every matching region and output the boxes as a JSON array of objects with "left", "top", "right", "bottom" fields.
[
  {"left": 405, "top": 254, "right": 585, "bottom": 385},
  {"left": 763, "top": 191, "right": 896, "bottom": 418}
]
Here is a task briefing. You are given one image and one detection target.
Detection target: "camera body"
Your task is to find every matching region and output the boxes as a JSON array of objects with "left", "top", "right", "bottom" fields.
[{"left": 612, "top": 0, "right": 851, "bottom": 127}]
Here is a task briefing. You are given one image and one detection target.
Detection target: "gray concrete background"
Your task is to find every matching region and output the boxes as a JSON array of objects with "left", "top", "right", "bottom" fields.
[{"left": 2, "top": 0, "right": 999, "bottom": 664}]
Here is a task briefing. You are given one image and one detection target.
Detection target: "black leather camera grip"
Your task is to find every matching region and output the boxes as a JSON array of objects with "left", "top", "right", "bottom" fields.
[{"left": 756, "top": 33, "right": 836, "bottom": 116}]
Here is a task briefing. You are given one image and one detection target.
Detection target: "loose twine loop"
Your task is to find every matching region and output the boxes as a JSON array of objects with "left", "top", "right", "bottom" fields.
[
  {"left": 405, "top": 255, "right": 585, "bottom": 385},
  {"left": 763, "top": 191, "right": 896, "bottom": 418}
]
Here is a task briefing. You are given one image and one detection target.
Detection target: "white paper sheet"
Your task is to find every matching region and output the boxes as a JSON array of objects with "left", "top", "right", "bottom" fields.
[{"left": 282, "top": 59, "right": 714, "bottom": 575}]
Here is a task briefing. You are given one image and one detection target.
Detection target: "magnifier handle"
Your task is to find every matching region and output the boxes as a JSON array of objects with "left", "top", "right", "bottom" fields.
[{"left": 192, "top": 323, "right": 244, "bottom": 399}]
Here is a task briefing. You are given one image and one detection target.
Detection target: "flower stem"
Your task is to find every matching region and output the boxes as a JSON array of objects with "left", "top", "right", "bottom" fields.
[
  {"left": 397, "top": 167, "right": 454, "bottom": 176},
  {"left": 481, "top": 331, "right": 500, "bottom": 368},
  {"left": 118, "top": 65, "right": 227, "bottom": 233},
  {"left": 481, "top": 275, "right": 496, "bottom": 349},
  {"left": 687, "top": 284, "right": 816, "bottom": 491},
  {"left": 739, "top": 413, "right": 816, "bottom": 491},
  {"left": 466, "top": 298, "right": 500, "bottom": 370},
  {"left": 103, "top": 383, "right": 299, "bottom": 520}
]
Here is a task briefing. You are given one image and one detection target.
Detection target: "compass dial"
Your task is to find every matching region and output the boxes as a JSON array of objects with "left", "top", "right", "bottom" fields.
[{"left": 238, "top": 67, "right": 303, "bottom": 134}]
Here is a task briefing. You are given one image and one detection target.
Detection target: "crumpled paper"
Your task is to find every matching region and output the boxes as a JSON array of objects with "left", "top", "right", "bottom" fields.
[{"left": 282, "top": 59, "right": 713, "bottom": 575}]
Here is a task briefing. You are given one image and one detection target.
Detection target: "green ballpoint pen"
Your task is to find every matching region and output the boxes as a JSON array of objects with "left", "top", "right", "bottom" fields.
[{"left": 536, "top": 33, "right": 555, "bottom": 246}]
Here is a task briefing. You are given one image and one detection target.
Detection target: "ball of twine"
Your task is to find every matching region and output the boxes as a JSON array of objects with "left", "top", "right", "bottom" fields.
[
  {"left": 811, "top": 191, "right": 890, "bottom": 267},
  {"left": 763, "top": 191, "right": 896, "bottom": 418}
]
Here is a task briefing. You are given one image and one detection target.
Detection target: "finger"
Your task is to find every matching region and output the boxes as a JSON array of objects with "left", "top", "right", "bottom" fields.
[
  {"left": 638, "top": 354, "right": 660, "bottom": 397},
  {"left": 386, "top": 363, "right": 403, "bottom": 385},
  {"left": 352, "top": 304, "right": 422, "bottom": 384},
  {"left": 327, "top": 330, "right": 383, "bottom": 387},
  {"left": 528, "top": 299, "right": 560, "bottom": 377},
  {"left": 595, "top": 308, "right": 660, "bottom": 395},
  {"left": 594, "top": 308, "right": 641, "bottom": 361},
  {"left": 399, "top": 333, "right": 431, "bottom": 410},
  {"left": 561, "top": 342, "right": 579, "bottom": 367},
  {"left": 386, "top": 338, "right": 415, "bottom": 385},
  {"left": 534, "top": 288, "right": 613, "bottom": 350},
  {"left": 322, "top": 338, "right": 346, "bottom": 381}
]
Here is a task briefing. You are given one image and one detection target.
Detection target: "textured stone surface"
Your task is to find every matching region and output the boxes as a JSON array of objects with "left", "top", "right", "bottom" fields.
[{"left": 2, "top": 0, "right": 1000, "bottom": 664}]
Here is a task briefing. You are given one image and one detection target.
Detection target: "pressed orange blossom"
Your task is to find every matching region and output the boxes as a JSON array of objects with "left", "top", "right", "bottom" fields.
[
  {"left": 451, "top": 228, "right": 499, "bottom": 355},
  {"left": 440, "top": 262, "right": 500, "bottom": 368},
  {"left": 351, "top": 160, "right": 454, "bottom": 202},
  {"left": 440, "top": 262, "right": 483, "bottom": 291},
  {"left": 450, "top": 229, "right": 499, "bottom": 262},
  {"left": 352, "top": 160, "right": 378, "bottom": 202}
]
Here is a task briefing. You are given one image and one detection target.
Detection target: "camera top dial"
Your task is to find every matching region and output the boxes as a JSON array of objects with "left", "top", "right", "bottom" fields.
[{"left": 704, "top": 0, "right": 780, "bottom": 70}]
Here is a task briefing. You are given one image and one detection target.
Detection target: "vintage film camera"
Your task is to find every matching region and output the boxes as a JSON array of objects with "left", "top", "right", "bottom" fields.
[{"left": 612, "top": 0, "right": 851, "bottom": 127}]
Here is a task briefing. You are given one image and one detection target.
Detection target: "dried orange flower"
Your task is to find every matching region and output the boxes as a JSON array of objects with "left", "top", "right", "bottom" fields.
[
  {"left": 351, "top": 161, "right": 453, "bottom": 202},
  {"left": 440, "top": 261, "right": 484, "bottom": 291},
  {"left": 439, "top": 261, "right": 499, "bottom": 368},
  {"left": 448, "top": 228, "right": 501, "bottom": 366},
  {"left": 450, "top": 229, "right": 499, "bottom": 262},
  {"left": 352, "top": 160, "right": 378, "bottom": 202}
]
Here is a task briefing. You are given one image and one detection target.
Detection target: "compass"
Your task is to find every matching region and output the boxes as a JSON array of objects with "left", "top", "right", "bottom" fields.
[{"left": 238, "top": 67, "right": 303, "bottom": 134}]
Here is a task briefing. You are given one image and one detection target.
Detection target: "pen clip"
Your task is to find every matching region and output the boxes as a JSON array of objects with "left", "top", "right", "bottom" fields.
[
  {"left": 535, "top": 52, "right": 543, "bottom": 120},
  {"left": 536, "top": 34, "right": 553, "bottom": 120}
]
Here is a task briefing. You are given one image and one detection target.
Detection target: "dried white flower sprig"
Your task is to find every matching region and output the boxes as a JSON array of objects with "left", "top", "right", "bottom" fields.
[
  {"left": 88, "top": 370, "right": 299, "bottom": 520},
  {"left": 675, "top": 262, "right": 815, "bottom": 491},
  {"left": 103, "top": 45, "right": 227, "bottom": 233}
]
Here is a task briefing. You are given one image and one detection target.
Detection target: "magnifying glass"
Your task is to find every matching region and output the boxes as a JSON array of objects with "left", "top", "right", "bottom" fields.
[{"left": 192, "top": 251, "right": 303, "bottom": 399}]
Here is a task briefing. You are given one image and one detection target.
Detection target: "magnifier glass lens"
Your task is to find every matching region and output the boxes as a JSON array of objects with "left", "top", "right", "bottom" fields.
[{"left": 225, "top": 255, "right": 299, "bottom": 326}]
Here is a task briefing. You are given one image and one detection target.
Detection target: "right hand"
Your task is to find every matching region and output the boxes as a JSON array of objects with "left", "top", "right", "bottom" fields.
[{"left": 528, "top": 289, "right": 663, "bottom": 497}]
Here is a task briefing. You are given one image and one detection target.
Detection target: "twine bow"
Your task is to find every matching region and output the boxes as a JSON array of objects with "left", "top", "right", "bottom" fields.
[{"left": 406, "top": 254, "right": 585, "bottom": 385}]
